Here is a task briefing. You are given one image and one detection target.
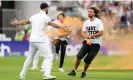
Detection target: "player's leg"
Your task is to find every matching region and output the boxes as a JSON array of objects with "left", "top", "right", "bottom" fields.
[
  {"left": 40, "top": 56, "right": 44, "bottom": 72},
  {"left": 68, "top": 40, "right": 89, "bottom": 76},
  {"left": 40, "top": 42, "right": 56, "bottom": 72},
  {"left": 37, "top": 39, "right": 56, "bottom": 79},
  {"left": 81, "top": 44, "right": 100, "bottom": 78},
  {"left": 31, "top": 50, "right": 40, "bottom": 70},
  {"left": 59, "top": 40, "right": 67, "bottom": 72},
  {"left": 19, "top": 43, "right": 38, "bottom": 80}
]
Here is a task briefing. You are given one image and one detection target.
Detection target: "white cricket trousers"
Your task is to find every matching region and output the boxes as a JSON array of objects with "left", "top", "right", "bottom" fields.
[
  {"left": 41, "top": 42, "right": 57, "bottom": 73},
  {"left": 32, "top": 50, "right": 40, "bottom": 69},
  {"left": 19, "top": 39, "right": 53, "bottom": 77},
  {"left": 32, "top": 43, "right": 56, "bottom": 70}
]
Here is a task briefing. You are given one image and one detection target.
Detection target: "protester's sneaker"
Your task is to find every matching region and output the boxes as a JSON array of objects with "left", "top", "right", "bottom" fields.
[
  {"left": 43, "top": 75, "right": 56, "bottom": 80},
  {"left": 68, "top": 69, "right": 76, "bottom": 76},
  {"left": 80, "top": 72, "right": 86, "bottom": 78},
  {"left": 19, "top": 75, "right": 25, "bottom": 80},
  {"left": 59, "top": 68, "right": 64, "bottom": 72}
]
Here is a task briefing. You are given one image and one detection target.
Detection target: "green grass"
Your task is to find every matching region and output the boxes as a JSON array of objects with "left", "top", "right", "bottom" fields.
[{"left": 0, "top": 56, "right": 133, "bottom": 80}]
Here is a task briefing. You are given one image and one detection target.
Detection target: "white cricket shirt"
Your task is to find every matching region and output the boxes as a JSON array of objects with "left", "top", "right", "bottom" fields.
[{"left": 29, "top": 10, "right": 51, "bottom": 42}]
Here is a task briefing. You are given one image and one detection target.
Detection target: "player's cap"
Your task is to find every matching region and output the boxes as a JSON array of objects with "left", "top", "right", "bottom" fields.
[{"left": 40, "top": 3, "right": 49, "bottom": 9}]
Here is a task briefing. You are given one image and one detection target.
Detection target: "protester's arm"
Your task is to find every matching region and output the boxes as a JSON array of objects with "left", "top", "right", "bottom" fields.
[
  {"left": 89, "top": 20, "right": 104, "bottom": 38},
  {"left": 81, "top": 31, "right": 89, "bottom": 39},
  {"left": 89, "top": 30, "right": 103, "bottom": 38}
]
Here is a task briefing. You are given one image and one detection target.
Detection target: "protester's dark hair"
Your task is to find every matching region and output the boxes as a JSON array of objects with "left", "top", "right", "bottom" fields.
[
  {"left": 57, "top": 13, "right": 66, "bottom": 20},
  {"left": 89, "top": 7, "right": 100, "bottom": 19}
]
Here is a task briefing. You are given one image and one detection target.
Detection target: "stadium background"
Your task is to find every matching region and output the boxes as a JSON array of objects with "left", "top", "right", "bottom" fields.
[{"left": 0, "top": 0, "right": 133, "bottom": 80}]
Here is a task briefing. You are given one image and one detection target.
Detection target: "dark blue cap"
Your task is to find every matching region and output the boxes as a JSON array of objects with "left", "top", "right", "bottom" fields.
[{"left": 40, "top": 3, "right": 49, "bottom": 9}]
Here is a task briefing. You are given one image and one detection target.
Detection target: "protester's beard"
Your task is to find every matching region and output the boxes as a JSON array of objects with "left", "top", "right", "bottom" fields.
[
  {"left": 88, "top": 15, "right": 93, "bottom": 18},
  {"left": 46, "top": 11, "right": 48, "bottom": 14}
]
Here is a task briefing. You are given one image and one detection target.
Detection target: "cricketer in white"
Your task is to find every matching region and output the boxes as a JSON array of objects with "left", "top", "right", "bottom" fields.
[{"left": 10, "top": 3, "right": 65, "bottom": 80}]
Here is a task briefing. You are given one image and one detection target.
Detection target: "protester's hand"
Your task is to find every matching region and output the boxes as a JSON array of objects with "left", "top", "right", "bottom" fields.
[
  {"left": 87, "top": 35, "right": 91, "bottom": 39},
  {"left": 85, "top": 38, "right": 92, "bottom": 45}
]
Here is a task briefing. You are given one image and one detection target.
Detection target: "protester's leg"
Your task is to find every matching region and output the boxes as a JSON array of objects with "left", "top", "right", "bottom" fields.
[
  {"left": 68, "top": 41, "right": 89, "bottom": 76},
  {"left": 55, "top": 39, "right": 61, "bottom": 54},
  {"left": 80, "top": 44, "right": 100, "bottom": 78}
]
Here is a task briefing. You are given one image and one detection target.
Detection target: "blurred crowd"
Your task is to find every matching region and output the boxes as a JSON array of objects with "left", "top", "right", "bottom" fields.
[
  {"left": 99, "top": 1, "right": 133, "bottom": 39},
  {"left": 1, "top": 1, "right": 133, "bottom": 41}
]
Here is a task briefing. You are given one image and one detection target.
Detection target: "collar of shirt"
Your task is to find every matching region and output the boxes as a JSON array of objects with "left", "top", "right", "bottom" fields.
[{"left": 40, "top": 10, "right": 46, "bottom": 14}]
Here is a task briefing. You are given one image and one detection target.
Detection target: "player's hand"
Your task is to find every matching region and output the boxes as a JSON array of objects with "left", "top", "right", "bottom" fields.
[
  {"left": 61, "top": 24, "right": 70, "bottom": 28},
  {"left": 64, "top": 24, "right": 71, "bottom": 31},
  {"left": 10, "top": 18, "right": 19, "bottom": 25},
  {"left": 60, "top": 24, "right": 66, "bottom": 29}
]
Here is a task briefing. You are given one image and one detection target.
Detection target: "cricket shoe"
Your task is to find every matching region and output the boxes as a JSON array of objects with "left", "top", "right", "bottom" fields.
[{"left": 43, "top": 75, "right": 56, "bottom": 80}]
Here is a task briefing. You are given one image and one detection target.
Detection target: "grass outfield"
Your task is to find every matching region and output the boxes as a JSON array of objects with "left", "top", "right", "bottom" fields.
[{"left": 0, "top": 56, "right": 133, "bottom": 80}]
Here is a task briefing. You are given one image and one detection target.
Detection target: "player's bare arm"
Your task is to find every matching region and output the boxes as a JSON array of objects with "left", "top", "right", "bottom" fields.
[
  {"left": 58, "top": 31, "right": 70, "bottom": 38},
  {"left": 58, "top": 26, "right": 72, "bottom": 38},
  {"left": 48, "top": 21, "right": 64, "bottom": 28},
  {"left": 10, "top": 18, "right": 30, "bottom": 25}
]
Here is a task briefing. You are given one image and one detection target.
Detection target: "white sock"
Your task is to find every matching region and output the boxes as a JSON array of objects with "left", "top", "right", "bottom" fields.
[{"left": 73, "top": 69, "right": 76, "bottom": 72}]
